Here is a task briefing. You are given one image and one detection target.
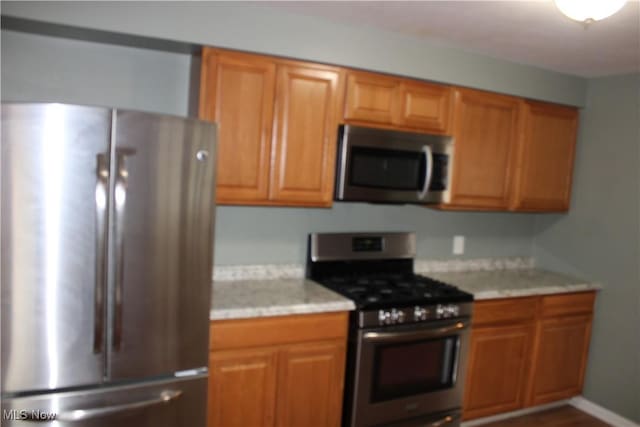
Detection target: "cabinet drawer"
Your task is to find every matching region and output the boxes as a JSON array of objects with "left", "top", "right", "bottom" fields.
[
  {"left": 540, "top": 292, "right": 595, "bottom": 318},
  {"left": 472, "top": 297, "right": 537, "bottom": 326},
  {"left": 210, "top": 312, "right": 349, "bottom": 351}
]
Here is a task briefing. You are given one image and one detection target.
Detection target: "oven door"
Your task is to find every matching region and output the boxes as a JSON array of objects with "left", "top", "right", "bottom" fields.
[
  {"left": 335, "top": 125, "right": 452, "bottom": 204},
  {"left": 349, "top": 318, "right": 470, "bottom": 427}
]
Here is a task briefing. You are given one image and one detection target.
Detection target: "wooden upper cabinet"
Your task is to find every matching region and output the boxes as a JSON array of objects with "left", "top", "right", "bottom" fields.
[
  {"left": 199, "top": 48, "right": 275, "bottom": 203},
  {"left": 511, "top": 102, "right": 578, "bottom": 211},
  {"left": 199, "top": 49, "right": 342, "bottom": 207},
  {"left": 397, "top": 81, "right": 452, "bottom": 133},
  {"left": 275, "top": 341, "right": 346, "bottom": 427},
  {"left": 344, "top": 70, "right": 452, "bottom": 134},
  {"left": 448, "top": 88, "right": 521, "bottom": 209},
  {"left": 344, "top": 71, "right": 400, "bottom": 124},
  {"left": 270, "top": 63, "right": 343, "bottom": 205}
]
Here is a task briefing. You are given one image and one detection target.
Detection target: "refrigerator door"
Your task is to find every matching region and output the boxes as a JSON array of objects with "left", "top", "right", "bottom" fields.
[
  {"left": 0, "top": 374, "right": 207, "bottom": 427},
  {"left": 1, "top": 104, "right": 112, "bottom": 393},
  {"left": 107, "top": 111, "right": 216, "bottom": 380}
]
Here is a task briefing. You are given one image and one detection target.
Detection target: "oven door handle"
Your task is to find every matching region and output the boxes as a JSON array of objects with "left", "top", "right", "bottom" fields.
[{"left": 363, "top": 320, "right": 469, "bottom": 343}]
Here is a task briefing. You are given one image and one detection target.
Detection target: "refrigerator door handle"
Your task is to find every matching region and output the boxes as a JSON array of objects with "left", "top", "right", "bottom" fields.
[
  {"left": 113, "top": 148, "right": 134, "bottom": 351},
  {"left": 94, "top": 153, "right": 109, "bottom": 354},
  {"left": 24, "top": 390, "right": 183, "bottom": 422}
]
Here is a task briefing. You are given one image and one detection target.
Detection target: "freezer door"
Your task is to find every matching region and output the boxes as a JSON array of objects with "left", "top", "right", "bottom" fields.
[
  {"left": 107, "top": 111, "right": 216, "bottom": 380},
  {"left": 0, "top": 374, "right": 207, "bottom": 427},
  {"left": 1, "top": 104, "right": 112, "bottom": 393}
]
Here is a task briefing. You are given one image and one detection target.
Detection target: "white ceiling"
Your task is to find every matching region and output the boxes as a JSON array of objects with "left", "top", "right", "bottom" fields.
[{"left": 261, "top": 0, "right": 640, "bottom": 77}]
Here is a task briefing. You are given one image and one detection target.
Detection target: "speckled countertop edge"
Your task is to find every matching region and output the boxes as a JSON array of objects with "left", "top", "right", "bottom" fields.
[
  {"left": 428, "top": 269, "right": 601, "bottom": 301},
  {"left": 210, "top": 278, "right": 355, "bottom": 320},
  {"left": 210, "top": 258, "right": 601, "bottom": 320},
  {"left": 468, "top": 283, "right": 601, "bottom": 300}
]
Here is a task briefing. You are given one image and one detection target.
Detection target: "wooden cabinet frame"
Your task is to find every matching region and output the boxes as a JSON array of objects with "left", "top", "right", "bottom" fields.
[
  {"left": 208, "top": 312, "right": 348, "bottom": 427},
  {"left": 343, "top": 70, "right": 453, "bottom": 135},
  {"left": 510, "top": 101, "right": 578, "bottom": 211},
  {"left": 199, "top": 46, "right": 579, "bottom": 212},
  {"left": 199, "top": 48, "right": 344, "bottom": 207},
  {"left": 464, "top": 292, "right": 596, "bottom": 421}
]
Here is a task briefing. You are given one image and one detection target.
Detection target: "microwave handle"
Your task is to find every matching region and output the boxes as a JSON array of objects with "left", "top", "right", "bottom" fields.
[{"left": 418, "top": 145, "right": 434, "bottom": 199}]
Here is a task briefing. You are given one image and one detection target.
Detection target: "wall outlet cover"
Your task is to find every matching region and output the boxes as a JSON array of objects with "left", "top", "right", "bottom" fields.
[{"left": 453, "top": 235, "right": 465, "bottom": 255}]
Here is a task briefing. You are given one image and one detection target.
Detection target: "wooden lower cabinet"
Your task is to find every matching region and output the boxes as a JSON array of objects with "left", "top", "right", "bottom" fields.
[
  {"left": 463, "top": 324, "right": 534, "bottom": 419},
  {"left": 463, "top": 292, "right": 596, "bottom": 421},
  {"left": 208, "top": 312, "right": 348, "bottom": 427},
  {"left": 276, "top": 342, "right": 346, "bottom": 427},
  {"left": 208, "top": 348, "right": 278, "bottom": 427},
  {"left": 526, "top": 314, "right": 593, "bottom": 405}
]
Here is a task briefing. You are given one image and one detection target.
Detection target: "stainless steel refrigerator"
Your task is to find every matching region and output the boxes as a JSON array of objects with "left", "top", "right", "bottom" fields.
[{"left": 1, "top": 103, "right": 216, "bottom": 426}]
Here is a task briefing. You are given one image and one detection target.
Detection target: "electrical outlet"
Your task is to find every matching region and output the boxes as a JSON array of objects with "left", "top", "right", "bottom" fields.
[{"left": 453, "top": 236, "right": 465, "bottom": 255}]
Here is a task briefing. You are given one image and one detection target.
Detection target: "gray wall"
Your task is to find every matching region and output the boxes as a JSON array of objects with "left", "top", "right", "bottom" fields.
[
  {"left": 1, "top": 29, "right": 538, "bottom": 266},
  {"left": 216, "top": 204, "right": 535, "bottom": 265},
  {"left": 1, "top": 30, "right": 191, "bottom": 115},
  {"left": 532, "top": 74, "right": 640, "bottom": 422},
  {"left": 2, "top": 1, "right": 587, "bottom": 106}
]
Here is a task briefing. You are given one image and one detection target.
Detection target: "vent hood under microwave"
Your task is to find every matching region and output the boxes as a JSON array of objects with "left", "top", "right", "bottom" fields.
[{"left": 334, "top": 125, "right": 453, "bottom": 204}]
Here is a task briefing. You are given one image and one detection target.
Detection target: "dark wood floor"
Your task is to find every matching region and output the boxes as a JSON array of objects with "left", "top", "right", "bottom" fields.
[{"left": 479, "top": 406, "right": 611, "bottom": 427}]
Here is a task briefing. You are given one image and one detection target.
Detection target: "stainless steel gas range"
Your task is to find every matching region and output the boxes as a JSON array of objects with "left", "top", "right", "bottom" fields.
[{"left": 307, "top": 232, "right": 474, "bottom": 427}]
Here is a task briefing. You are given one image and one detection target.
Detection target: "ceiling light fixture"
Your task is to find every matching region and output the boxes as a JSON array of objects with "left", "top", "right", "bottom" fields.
[{"left": 554, "top": 0, "right": 628, "bottom": 25}]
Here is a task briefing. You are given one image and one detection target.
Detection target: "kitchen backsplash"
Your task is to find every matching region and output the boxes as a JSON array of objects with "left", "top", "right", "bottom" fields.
[{"left": 214, "top": 203, "right": 537, "bottom": 266}]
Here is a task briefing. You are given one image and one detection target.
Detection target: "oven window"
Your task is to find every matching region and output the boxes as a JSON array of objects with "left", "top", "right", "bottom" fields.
[
  {"left": 372, "top": 336, "right": 457, "bottom": 402},
  {"left": 349, "top": 147, "right": 425, "bottom": 191}
]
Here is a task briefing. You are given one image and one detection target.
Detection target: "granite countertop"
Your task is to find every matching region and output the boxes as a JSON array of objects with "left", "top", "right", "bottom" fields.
[
  {"left": 428, "top": 269, "right": 601, "bottom": 300},
  {"left": 210, "top": 278, "right": 355, "bottom": 320},
  {"left": 210, "top": 259, "right": 601, "bottom": 320}
]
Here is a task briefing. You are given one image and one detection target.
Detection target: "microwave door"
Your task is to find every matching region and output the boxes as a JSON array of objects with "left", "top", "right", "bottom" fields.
[
  {"left": 1, "top": 104, "right": 111, "bottom": 393},
  {"left": 107, "top": 111, "right": 216, "bottom": 381},
  {"left": 335, "top": 125, "right": 451, "bottom": 204},
  {"left": 340, "top": 146, "right": 430, "bottom": 203}
]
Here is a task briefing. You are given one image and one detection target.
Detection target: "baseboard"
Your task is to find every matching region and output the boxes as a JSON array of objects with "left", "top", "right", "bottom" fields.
[
  {"left": 460, "top": 400, "right": 569, "bottom": 426},
  {"left": 569, "top": 396, "right": 640, "bottom": 427}
]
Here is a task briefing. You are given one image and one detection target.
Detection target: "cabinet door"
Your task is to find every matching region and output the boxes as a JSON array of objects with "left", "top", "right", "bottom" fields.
[
  {"left": 344, "top": 71, "right": 400, "bottom": 125},
  {"left": 397, "top": 82, "right": 452, "bottom": 134},
  {"left": 463, "top": 324, "right": 534, "bottom": 420},
  {"left": 448, "top": 88, "right": 520, "bottom": 209},
  {"left": 275, "top": 340, "right": 346, "bottom": 427},
  {"left": 512, "top": 102, "right": 578, "bottom": 211},
  {"left": 270, "top": 63, "right": 343, "bottom": 205},
  {"left": 208, "top": 348, "right": 278, "bottom": 427},
  {"left": 527, "top": 315, "right": 592, "bottom": 406},
  {"left": 199, "top": 49, "right": 275, "bottom": 204}
]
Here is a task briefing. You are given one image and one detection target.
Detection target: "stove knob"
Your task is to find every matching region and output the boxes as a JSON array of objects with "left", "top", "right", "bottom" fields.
[
  {"left": 391, "top": 309, "right": 405, "bottom": 324},
  {"left": 414, "top": 306, "right": 428, "bottom": 321},
  {"left": 436, "top": 304, "right": 445, "bottom": 318},
  {"left": 449, "top": 305, "right": 460, "bottom": 317},
  {"left": 378, "top": 310, "right": 392, "bottom": 325}
]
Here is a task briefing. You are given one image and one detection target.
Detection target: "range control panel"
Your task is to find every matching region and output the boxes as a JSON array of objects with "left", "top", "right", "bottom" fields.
[{"left": 359, "top": 303, "right": 473, "bottom": 328}]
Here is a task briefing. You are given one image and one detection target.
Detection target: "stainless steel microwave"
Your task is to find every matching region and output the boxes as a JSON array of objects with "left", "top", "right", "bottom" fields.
[{"left": 334, "top": 125, "right": 454, "bottom": 204}]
